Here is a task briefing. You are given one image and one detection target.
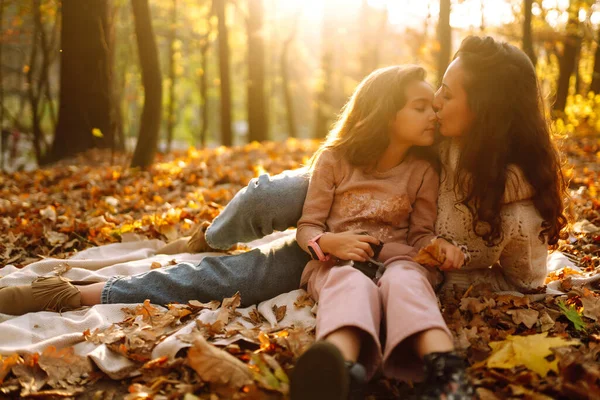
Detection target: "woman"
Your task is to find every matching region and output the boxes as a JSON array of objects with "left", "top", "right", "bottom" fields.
[{"left": 0, "top": 36, "right": 566, "bottom": 397}]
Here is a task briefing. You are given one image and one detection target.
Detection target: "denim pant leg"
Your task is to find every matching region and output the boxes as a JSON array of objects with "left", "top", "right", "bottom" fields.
[
  {"left": 205, "top": 168, "right": 310, "bottom": 249},
  {"left": 102, "top": 233, "right": 311, "bottom": 307}
]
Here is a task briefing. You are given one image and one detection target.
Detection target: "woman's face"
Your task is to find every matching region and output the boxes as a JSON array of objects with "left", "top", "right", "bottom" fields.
[{"left": 433, "top": 58, "right": 475, "bottom": 138}]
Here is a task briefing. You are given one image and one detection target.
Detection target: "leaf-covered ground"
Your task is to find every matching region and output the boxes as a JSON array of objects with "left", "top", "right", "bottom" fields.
[{"left": 1, "top": 138, "right": 600, "bottom": 399}]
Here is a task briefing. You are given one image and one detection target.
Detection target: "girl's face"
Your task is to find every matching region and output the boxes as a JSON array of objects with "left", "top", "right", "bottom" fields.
[
  {"left": 390, "top": 80, "right": 437, "bottom": 147},
  {"left": 433, "top": 58, "right": 475, "bottom": 138}
]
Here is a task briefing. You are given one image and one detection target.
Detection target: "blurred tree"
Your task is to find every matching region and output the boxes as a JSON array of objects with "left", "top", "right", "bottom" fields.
[
  {"left": 49, "top": 0, "right": 113, "bottom": 163},
  {"left": 314, "top": 2, "right": 335, "bottom": 139},
  {"left": 166, "top": 0, "right": 177, "bottom": 152},
  {"left": 196, "top": 2, "right": 213, "bottom": 147},
  {"left": 247, "top": 0, "right": 268, "bottom": 142},
  {"left": 0, "top": 0, "right": 4, "bottom": 132},
  {"left": 437, "top": 0, "right": 451, "bottom": 86},
  {"left": 523, "top": 0, "right": 536, "bottom": 65},
  {"left": 108, "top": 2, "right": 125, "bottom": 152},
  {"left": 130, "top": 0, "right": 162, "bottom": 168},
  {"left": 215, "top": 0, "right": 232, "bottom": 146},
  {"left": 554, "top": 0, "right": 582, "bottom": 112},
  {"left": 590, "top": 26, "right": 600, "bottom": 94},
  {"left": 280, "top": 11, "right": 299, "bottom": 139}
]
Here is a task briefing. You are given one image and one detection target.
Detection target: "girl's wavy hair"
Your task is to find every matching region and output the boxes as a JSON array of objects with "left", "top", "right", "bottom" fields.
[
  {"left": 453, "top": 36, "right": 567, "bottom": 245},
  {"left": 309, "top": 65, "right": 440, "bottom": 172}
]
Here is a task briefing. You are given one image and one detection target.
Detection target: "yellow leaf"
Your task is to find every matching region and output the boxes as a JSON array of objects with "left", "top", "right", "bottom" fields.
[
  {"left": 486, "top": 333, "right": 580, "bottom": 376},
  {"left": 92, "top": 128, "right": 103, "bottom": 138}
]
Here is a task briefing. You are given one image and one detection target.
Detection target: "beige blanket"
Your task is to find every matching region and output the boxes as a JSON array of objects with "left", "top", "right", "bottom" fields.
[{"left": 0, "top": 231, "right": 316, "bottom": 378}]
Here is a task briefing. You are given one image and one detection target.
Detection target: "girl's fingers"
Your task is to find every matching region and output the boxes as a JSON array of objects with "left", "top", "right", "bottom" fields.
[
  {"left": 357, "top": 235, "right": 381, "bottom": 246},
  {"left": 356, "top": 242, "right": 374, "bottom": 257},
  {"left": 440, "top": 258, "right": 453, "bottom": 271},
  {"left": 347, "top": 252, "right": 366, "bottom": 262}
]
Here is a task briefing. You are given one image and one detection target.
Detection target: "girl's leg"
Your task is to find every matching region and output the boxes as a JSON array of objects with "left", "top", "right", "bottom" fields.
[
  {"left": 103, "top": 233, "right": 309, "bottom": 307},
  {"left": 78, "top": 282, "right": 104, "bottom": 306},
  {"left": 378, "top": 258, "right": 451, "bottom": 381},
  {"left": 325, "top": 326, "right": 363, "bottom": 362},
  {"left": 309, "top": 264, "right": 382, "bottom": 373},
  {"left": 205, "top": 168, "right": 309, "bottom": 249},
  {"left": 379, "top": 258, "right": 474, "bottom": 399},
  {"left": 291, "top": 264, "right": 380, "bottom": 400}
]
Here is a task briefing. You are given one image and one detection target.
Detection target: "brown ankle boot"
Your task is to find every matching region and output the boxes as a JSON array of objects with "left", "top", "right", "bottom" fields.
[
  {"left": 187, "top": 221, "right": 219, "bottom": 253},
  {"left": 0, "top": 276, "right": 83, "bottom": 316}
]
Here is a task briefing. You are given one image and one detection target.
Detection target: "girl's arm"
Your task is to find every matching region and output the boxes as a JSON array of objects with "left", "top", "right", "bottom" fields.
[
  {"left": 296, "top": 150, "right": 338, "bottom": 253},
  {"left": 296, "top": 150, "right": 378, "bottom": 262},
  {"left": 407, "top": 164, "right": 439, "bottom": 249},
  {"left": 407, "top": 164, "right": 465, "bottom": 270}
]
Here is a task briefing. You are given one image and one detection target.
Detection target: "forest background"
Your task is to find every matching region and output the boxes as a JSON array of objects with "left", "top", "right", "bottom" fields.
[{"left": 1, "top": 0, "right": 599, "bottom": 170}]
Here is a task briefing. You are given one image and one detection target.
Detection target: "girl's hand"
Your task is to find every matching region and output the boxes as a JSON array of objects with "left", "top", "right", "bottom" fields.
[
  {"left": 318, "top": 230, "right": 380, "bottom": 262},
  {"left": 435, "top": 238, "right": 465, "bottom": 271}
]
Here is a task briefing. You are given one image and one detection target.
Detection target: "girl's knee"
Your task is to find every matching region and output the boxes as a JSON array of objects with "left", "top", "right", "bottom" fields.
[{"left": 378, "top": 262, "right": 431, "bottom": 290}]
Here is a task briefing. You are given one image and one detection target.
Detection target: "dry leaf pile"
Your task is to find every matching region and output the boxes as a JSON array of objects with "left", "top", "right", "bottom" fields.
[
  {"left": 0, "top": 139, "right": 319, "bottom": 267},
  {"left": 1, "top": 138, "right": 600, "bottom": 399}
]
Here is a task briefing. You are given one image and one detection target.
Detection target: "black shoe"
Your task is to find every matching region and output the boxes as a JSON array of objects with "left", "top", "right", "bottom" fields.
[
  {"left": 290, "top": 341, "right": 367, "bottom": 400},
  {"left": 413, "top": 351, "right": 475, "bottom": 400}
]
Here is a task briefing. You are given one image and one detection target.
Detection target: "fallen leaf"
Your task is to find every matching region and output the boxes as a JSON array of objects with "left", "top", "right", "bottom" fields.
[
  {"left": 460, "top": 297, "right": 496, "bottom": 314},
  {"left": 272, "top": 304, "right": 287, "bottom": 323},
  {"left": 38, "top": 346, "right": 92, "bottom": 389},
  {"left": 506, "top": 309, "right": 539, "bottom": 329},
  {"left": 186, "top": 333, "right": 253, "bottom": 388},
  {"left": 538, "top": 311, "right": 555, "bottom": 332},
  {"left": 39, "top": 205, "right": 57, "bottom": 223},
  {"left": 413, "top": 240, "right": 446, "bottom": 268},
  {"left": 0, "top": 354, "right": 22, "bottom": 383},
  {"left": 150, "top": 261, "right": 162, "bottom": 269},
  {"left": 53, "top": 263, "right": 72, "bottom": 276},
  {"left": 294, "top": 292, "right": 315, "bottom": 309},
  {"left": 580, "top": 291, "right": 600, "bottom": 321},
  {"left": 486, "top": 332, "right": 580, "bottom": 376},
  {"left": 188, "top": 299, "right": 220, "bottom": 310},
  {"left": 557, "top": 300, "right": 587, "bottom": 331}
]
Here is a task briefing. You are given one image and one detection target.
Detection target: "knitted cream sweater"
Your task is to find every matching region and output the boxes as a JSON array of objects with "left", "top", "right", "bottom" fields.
[{"left": 436, "top": 140, "right": 548, "bottom": 293}]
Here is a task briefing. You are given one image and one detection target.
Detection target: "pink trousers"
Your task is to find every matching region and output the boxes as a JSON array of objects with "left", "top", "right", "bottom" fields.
[{"left": 302, "top": 256, "right": 451, "bottom": 382}]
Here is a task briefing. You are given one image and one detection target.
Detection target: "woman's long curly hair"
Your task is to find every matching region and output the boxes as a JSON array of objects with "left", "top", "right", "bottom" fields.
[
  {"left": 309, "top": 65, "right": 440, "bottom": 173},
  {"left": 454, "top": 36, "right": 567, "bottom": 245}
]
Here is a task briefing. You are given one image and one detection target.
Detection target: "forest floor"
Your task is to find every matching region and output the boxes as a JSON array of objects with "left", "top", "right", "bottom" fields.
[{"left": 0, "top": 138, "right": 599, "bottom": 399}]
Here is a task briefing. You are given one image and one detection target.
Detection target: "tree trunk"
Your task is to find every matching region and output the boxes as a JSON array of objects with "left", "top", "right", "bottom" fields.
[
  {"left": 554, "top": 3, "right": 581, "bottom": 112},
  {"left": 523, "top": 0, "right": 537, "bottom": 65},
  {"left": 280, "top": 14, "right": 299, "bottom": 138},
  {"left": 480, "top": 0, "right": 485, "bottom": 32},
  {"left": 313, "top": 4, "right": 335, "bottom": 139},
  {"left": 130, "top": 0, "right": 162, "bottom": 169},
  {"left": 590, "top": 28, "right": 600, "bottom": 93},
  {"left": 166, "top": 0, "right": 177, "bottom": 153},
  {"left": 198, "top": 30, "right": 211, "bottom": 147},
  {"left": 49, "top": 0, "right": 113, "bottom": 163},
  {"left": 247, "top": 0, "right": 268, "bottom": 142},
  {"left": 108, "top": 2, "right": 124, "bottom": 152},
  {"left": 28, "top": 0, "right": 43, "bottom": 163},
  {"left": 0, "top": 0, "right": 4, "bottom": 134},
  {"left": 436, "top": 0, "right": 451, "bottom": 86},
  {"left": 215, "top": 0, "right": 232, "bottom": 146}
]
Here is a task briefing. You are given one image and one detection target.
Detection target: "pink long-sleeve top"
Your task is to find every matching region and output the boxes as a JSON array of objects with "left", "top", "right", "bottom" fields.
[{"left": 296, "top": 148, "right": 439, "bottom": 264}]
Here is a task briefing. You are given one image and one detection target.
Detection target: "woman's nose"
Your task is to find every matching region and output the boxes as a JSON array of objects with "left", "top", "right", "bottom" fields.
[{"left": 432, "top": 94, "right": 442, "bottom": 112}]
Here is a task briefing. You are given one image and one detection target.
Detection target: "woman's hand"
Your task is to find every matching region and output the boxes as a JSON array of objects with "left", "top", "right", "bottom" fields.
[
  {"left": 318, "top": 230, "right": 380, "bottom": 262},
  {"left": 435, "top": 238, "right": 465, "bottom": 271}
]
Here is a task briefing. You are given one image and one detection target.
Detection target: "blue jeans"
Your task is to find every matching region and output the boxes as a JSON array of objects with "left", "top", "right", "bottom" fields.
[{"left": 102, "top": 168, "right": 311, "bottom": 307}]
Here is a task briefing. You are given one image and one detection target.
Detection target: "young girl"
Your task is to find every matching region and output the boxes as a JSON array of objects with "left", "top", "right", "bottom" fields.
[{"left": 289, "top": 65, "right": 472, "bottom": 400}]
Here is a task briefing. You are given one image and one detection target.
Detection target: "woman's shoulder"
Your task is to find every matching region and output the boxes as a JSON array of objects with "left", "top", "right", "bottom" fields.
[{"left": 503, "top": 165, "right": 535, "bottom": 204}]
